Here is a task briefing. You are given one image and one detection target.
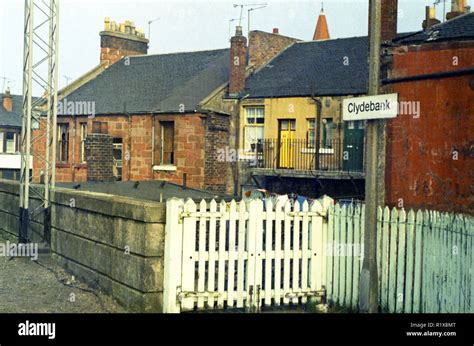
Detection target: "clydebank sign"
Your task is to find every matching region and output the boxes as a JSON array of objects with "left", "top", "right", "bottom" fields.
[{"left": 342, "top": 93, "right": 399, "bottom": 121}]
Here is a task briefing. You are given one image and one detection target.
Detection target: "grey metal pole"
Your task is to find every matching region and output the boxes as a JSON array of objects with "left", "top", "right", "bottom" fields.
[
  {"left": 19, "top": 0, "right": 34, "bottom": 243},
  {"left": 359, "top": 0, "right": 381, "bottom": 313}
]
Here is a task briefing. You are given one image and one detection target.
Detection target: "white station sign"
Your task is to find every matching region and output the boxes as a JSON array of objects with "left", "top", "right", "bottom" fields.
[{"left": 343, "top": 93, "right": 399, "bottom": 121}]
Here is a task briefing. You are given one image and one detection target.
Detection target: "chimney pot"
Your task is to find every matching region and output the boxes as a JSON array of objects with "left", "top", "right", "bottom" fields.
[
  {"left": 235, "top": 25, "right": 243, "bottom": 36},
  {"left": 273, "top": 28, "right": 279, "bottom": 34},
  {"left": 423, "top": 6, "right": 440, "bottom": 30},
  {"left": 104, "top": 17, "right": 110, "bottom": 31},
  {"left": 447, "top": 0, "right": 466, "bottom": 20}
]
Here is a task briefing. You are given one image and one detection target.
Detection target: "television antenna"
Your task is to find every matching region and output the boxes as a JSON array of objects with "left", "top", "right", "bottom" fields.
[
  {"left": 247, "top": 4, "right": 267, "bottom": 36},
  {"left": 148, "top": 18, "right": 160, "bottom": 42},
  {"left": 233, "top": 3, "right": 267, "bottom": 26}
]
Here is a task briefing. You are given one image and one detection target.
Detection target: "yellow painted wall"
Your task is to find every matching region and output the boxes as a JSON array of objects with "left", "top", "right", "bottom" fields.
[{"left": 239, "top": 96, "right": 344, "bottom": 151}]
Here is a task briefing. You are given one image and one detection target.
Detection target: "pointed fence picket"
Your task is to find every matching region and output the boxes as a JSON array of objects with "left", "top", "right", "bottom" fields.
[{"left": 164, "top": 198, "right": 473, "bottom": 313}]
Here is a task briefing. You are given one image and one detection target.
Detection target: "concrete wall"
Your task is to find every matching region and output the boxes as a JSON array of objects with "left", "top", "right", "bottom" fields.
[{"left": 0, "top": 179, "right": 166, "bottom": 312}]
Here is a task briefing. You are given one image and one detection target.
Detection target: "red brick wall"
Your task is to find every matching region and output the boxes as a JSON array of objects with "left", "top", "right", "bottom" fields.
[
  {"left": 204, "top": 112, "right": 230, "bottom": 193},
  {"left": 368, "top": 0, "right": 398, "bottom": 41},
  {"left": 152, "top": 114, "right": 205, "bottom": 189},
  {"left": 248, "top": 31, "right": 299, "bottom": 69},
  {"left": 385, "top": 42, "right": 474, "bottom": 214},
  {"left": 32, "top": 113, "right": 212, "bottom": 191}
]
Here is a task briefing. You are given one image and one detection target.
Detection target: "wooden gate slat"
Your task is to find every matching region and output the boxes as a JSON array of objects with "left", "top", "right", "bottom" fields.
[
  {"left": 264, "top": 200, "right": 274, "bottom": 306},
  {"left": 292, "top": 201, "right": 301, "bottom": 302},
  {"left": 217, "top": 200, "right": 227, "bottom": 309},
  {"left": 197, "top": 200, "right": 207, "bottom": 309},
  {"left": 301, "top": 200, "right": 309, "bottom": 304},
  {"left": 396, "top": 209, "right": 406, "bottom": 313},
  {"left": 227, "top": 200, "right": 237, "bottom": 308},
  {"left": 207, "top": 199, "right": 217, "bottom": 309},
  {"left": 236, "top": 201, "right": 247, "bottom": 308},
  {"left": 404, "top": 209, "right": 415, "bottom": 313},
  {"left": 274, "top": 201, "right": 284, "bottom": 306},
  {"left": 181, "top": 199, "right": 197, "bottom": 311},
  {"left": 283, "top": 200, "right": 292, "bottom": 305}
]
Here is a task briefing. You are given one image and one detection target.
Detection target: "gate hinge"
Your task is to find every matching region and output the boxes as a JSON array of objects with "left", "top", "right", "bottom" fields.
[
  {"left": 177, "top": 289, "right": 222, "bottom": 301},
  {"left": 285, "top": 288, "right": 326, "bottom": 300}
]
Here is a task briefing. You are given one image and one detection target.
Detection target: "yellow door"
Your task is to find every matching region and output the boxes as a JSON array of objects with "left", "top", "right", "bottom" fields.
[{"left": 279, "top": 119, "right": 296, "bottom": 168}]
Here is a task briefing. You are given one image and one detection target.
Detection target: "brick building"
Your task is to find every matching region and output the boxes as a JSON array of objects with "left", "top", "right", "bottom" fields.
[
  {"left": 383, "top": 8, "right": 474, "bottom": 214},
  {"left": 0, "top": 89, "right": 25, "bottom": 180},
  {"left": 32, "top": 19, "right": 298, "bottom": 194},
  {"left": 31, "top": 19, "right": 234, "bottom": 193}
]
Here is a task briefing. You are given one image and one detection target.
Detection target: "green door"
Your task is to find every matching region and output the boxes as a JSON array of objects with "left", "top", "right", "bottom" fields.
[{"left": 343, "top": 121, "right": 364, "bottom": 172}]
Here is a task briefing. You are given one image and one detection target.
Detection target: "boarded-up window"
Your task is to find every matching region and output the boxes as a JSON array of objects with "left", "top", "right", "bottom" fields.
[{"left": 160, "top": 121, "right": 174, "bottom": 165}]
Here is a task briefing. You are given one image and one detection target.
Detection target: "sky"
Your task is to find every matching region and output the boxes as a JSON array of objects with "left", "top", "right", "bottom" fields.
[{"left": 1, "top": 0, "right": 472, "bottom": 95}]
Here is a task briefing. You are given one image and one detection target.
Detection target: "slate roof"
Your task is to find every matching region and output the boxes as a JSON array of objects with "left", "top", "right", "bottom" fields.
[
  {"left": 242, "top": 36, "right": 370, "bottom": 98},
  {"left": 0, "top": 93, "right": 22, "bottom": 128},
  {"left": 63, "top": 48, "right": 230, "bottom": 115},
  {"left": 395, "top": 12, "right": 474, "bottom": 44}
]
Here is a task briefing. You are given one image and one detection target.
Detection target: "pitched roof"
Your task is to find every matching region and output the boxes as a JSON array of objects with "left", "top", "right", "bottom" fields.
[
  {"left": 0, "top": 93, "right": 22, "bottom": 128},
  {"left": 63, "top": 48, "right": 230, "bottom": 115},
  {"left": 242, "top": 36, "right": 369, "bottom": 98},
  {"left": 394, "top": 12, "right": 474, "bottom": 44}
]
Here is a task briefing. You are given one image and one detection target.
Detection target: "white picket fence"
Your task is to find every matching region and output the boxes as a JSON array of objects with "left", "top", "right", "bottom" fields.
[
  {"left": 163, "top": 198, "right": 474, "bottom": 313},
  {"left": 326, "top": 205, "right": 474, "bottom": 313}
]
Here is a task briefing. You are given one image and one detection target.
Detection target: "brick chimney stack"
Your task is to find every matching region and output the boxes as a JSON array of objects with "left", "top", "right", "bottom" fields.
[
  {"left": 447, "top": 0, "right": 467, "bottom": 20},
  {"left": 423, "top": 6, "right": 441, "bottom": 30},
  {"left": 2, "top": 88, "right": 12, "bottom": 112},
  {"left": 100, "top": 17, "right": 149, "bottom": 66},
  {"left": 369, "top": 0, "right": 398, "bottom": 41},
  {"left": 229, "top": 26, "right": 247, "bottom": 96}
]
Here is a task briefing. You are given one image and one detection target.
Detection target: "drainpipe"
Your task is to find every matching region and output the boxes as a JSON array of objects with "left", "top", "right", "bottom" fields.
[
  {"left": 151, "top": 113, "right": 155, "bottom": 174},
  {"left": 127, "top": 113, "right": 132, "bottom": 181},
  {"left": 71, "top": 116, "right": 76, "bottom": 182},
  {"left": 310, "top": 96, "right": 322, "bottom": 170}
]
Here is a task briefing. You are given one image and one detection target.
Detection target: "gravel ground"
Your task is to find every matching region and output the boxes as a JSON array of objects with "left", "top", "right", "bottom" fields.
[{"left": 0, "top": 232, "right": 126, "bottom": 313}]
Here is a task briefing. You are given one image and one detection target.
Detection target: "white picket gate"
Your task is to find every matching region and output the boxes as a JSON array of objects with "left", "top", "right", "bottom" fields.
[{"left": 163, "top": 197, "right": 330, "bottom": 313}]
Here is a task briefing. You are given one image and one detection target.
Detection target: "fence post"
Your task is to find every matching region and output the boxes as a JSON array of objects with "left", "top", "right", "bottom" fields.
[{"left": 163, "top": 198, "right": 184, "bottom": 313}]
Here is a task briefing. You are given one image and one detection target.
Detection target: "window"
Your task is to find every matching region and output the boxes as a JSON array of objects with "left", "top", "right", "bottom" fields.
[
  {"left": 160, "top": 121, "right": 174, "bottom": 165},
  {"left": 58, "top": 124, "right": 69, "bottom": 162},
  {"left": 0, "top": 132, "right": 19, "bottom": 153},
  {"left": 244, "top": 106, "right": 264, "bottom": 152},
  {"left": 306, "top": 119, "right": 316, "bottom": 148},
  {"left": 323, "top": 118, "right": 334, "bottom": 148},
  {"left": 6, "top": 133, "right": 16, "bottom": 153},
  {"left": 113, "top": 138, "right": 123, "bottom": 181},
  {"left": 80, "top": 123, "right": 87, "bottom": 163}
]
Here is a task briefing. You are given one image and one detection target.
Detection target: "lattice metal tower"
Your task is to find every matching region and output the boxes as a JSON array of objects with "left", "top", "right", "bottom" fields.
[{"left": 19, "top": 0, "right": 60, "bottom": 243}]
